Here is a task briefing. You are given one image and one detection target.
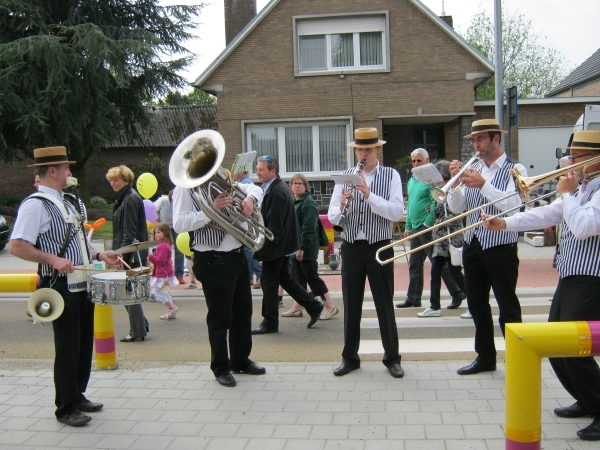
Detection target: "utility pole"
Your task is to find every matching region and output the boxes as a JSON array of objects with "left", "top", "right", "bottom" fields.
[{"left": 494, "top": 0, "right": 504, "bottom": 144}]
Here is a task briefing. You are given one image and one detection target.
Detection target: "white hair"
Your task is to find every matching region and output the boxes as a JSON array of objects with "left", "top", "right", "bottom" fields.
[
  {"left": 559, "top": 156, "right": 570, "bottom": 168},
  {"left": 411, "top": 148, "right": 429, "bottom": 160}
]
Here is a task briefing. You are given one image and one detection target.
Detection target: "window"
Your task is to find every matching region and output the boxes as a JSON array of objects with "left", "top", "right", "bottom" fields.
[
  {"left": 247, "top": 121, "right": 352, "bottom": 176},
  {"left": 413, "top": 126, "right": 445, "bottom": 159},
  {"left": 295, "top": 14, "right": 388, "bottom": 74}
]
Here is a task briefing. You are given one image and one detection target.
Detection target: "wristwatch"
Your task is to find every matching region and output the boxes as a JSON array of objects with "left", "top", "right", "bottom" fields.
[
  {"left": 560, "top": 192, "right": 573, "bottom": 201},
  {"left": 96, "top": 252, "right": 102, "bottom": 261}
]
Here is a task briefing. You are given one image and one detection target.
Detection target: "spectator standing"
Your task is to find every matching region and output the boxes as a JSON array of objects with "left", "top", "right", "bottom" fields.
[{"left": 154, "top": 190, "right": 185, "bottom": 284}]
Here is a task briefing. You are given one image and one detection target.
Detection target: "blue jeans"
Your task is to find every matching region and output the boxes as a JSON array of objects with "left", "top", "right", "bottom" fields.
[
  {"left": 243, "top": 246, "right": 262, "bottom": 281},
  {"left": 170, "top": 228, "right": 185, "bottom": 278}
]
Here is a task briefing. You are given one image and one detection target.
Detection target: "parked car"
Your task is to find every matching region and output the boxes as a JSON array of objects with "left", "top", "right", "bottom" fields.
[{"left": 0, "top": 215, "right": 9, "bottom": 251}]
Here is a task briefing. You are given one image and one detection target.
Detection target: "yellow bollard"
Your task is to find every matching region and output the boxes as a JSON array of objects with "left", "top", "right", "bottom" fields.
[
  {"left": 0, "top": 273, "right": 38, "bottom": 293},
  {"left": 93, "top": 304, "right": 118, "bottom": 370}
]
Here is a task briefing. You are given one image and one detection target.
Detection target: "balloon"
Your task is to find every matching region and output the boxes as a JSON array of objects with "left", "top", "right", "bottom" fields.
[
  {"left": 176, "top": 232, "right": 193, "bottom": 257},
  {"left": 84, "top": 223, "right": 92, "bottom": 230},
  {"left": 92, "top": 218, "right": 106, "bottom": 230},
  {"left": 143, "top": 199, "right": 157, "bottom": 222},
  {"left": 137, "top": 173, "right": 158, "bottom": 199},
  {"left": 146, "top": 220, "right": 155, "bottom": 229}
]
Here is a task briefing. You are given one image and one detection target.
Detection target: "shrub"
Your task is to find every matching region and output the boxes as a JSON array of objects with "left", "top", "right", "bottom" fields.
[
  {"left": 0, "top": 197, "right": 22, "bottom": 208},
  {"left": 91, "top": 196, "right": 108, "bottom": 207}
]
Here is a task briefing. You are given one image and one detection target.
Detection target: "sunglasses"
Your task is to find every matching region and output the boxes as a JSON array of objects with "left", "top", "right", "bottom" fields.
[
  {"left": 260, "top": 155, "right": 272, "bottom": 163},
  {"left": 412, "top": 159, "right": 423, "bottom": 163},
  {"left": 469, "top": 136, "right": 489, "bottom": 145}
]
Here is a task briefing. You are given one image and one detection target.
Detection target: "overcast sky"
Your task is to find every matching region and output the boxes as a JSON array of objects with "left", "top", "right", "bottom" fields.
[{"left": 164, "top": 0, "right": 600, "bottom": 90}]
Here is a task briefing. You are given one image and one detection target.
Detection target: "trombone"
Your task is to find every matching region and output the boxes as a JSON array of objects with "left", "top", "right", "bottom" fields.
[
  {"left": 430, "top": 154, "right": 480, "bottom": 204},
  {"left": 376, "top": 154, "right": 600, "bottom": 265}
]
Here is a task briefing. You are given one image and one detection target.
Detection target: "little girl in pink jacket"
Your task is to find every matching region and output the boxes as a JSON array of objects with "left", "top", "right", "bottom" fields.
[{"left": 149, "top": 222, "right": 180, "bottom": 319}]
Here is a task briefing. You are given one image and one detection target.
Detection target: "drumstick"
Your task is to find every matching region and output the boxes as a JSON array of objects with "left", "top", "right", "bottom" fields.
[
  {"left": 73, "top": 267, "right": 117, "bottom": 272},
  {"left": 117, "top": 256, "right": 132, "bottom": 270}
]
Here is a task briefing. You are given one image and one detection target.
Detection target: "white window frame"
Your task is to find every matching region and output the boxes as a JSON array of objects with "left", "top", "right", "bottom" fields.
[
  {"left": 293, "top": 11, "right": 390, "bottom": 77},
  {"left": 244, "top": 118, "right": 354, "bottom": 179}
]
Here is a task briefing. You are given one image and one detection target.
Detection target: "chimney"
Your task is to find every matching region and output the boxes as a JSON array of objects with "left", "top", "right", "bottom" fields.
[
  {"left": 440, "top": 15, "right": 453, "bottom": 28},
  {"left": 225, "top": 0, "right": 257, "bottom": 45}
]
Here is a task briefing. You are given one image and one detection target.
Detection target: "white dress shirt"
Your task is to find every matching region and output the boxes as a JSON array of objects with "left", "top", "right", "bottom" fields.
[
  {"left": 328, "top": 162, "right": 404, "bottom": 240},
  {"left": 173, "top": 183, "right": 264, "bottom": 252},
  {"left": 11, "top": 186, "right": 66, "bottom": 245}
]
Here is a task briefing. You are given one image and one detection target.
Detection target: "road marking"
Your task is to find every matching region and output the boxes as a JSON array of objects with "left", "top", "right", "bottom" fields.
[{"left": 359, "top": 337, "right": 506, "bottom": 355}]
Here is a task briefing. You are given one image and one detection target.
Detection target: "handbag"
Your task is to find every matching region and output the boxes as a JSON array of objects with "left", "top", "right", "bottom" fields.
[
  {"left": 317, "top": 218, "right": 330, "bottom": 247},
  {"left": 443, "top": 204, "right": 463, "bottom": 267}
]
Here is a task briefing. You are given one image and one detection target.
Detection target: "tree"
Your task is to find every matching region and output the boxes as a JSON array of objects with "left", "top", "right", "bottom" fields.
[
  {"left": 0, "top": 0, "right": 203, "bottom": 204},
  {"left": 463, "top": 8, "right": 571, "bottom": 99},
  {"left": 148, "top": 88, "right": 217, "bottom": 106}
]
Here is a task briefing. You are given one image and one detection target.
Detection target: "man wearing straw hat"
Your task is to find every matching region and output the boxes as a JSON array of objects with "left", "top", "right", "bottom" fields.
[
  {"left": 484, "top": 130, "right": 600, "bottom": 440},
  {"left": 447, "top": 119, "right": 527, "bottom": 376},
  {"left": 328, "top": 127, "right": 405, "bottom": 378},
  {"left": 10, "top": 146, "right": 120, "bottom": 427}
]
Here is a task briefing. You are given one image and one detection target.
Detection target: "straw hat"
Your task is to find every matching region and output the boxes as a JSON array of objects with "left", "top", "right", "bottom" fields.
[
  {"left": 464, "top": 119, "right": 508, "bottom": 139},
  {"left": 566, "top": 130, "right": 600, "bottom": 151},
  {"left": 28, "top": 146, "right": 76, "bottom": 167},
  {"left": 347, "top": 127, "right": 386, "bottom": 148}
]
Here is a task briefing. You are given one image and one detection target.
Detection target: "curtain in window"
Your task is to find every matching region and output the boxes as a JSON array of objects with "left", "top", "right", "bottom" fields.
[
  {"left": 359, "top": 32, "right": 383, "bottom": 66},
  {"left": 299, "top": 35, "right": 326, "bottom": 71},
  {"left": 319, "top": 126, "right": 347, "bottom": 171},
  {"left": 285, "top": 127, "right": 313, "bottom": 172},
  {"left": 251, "top": 128, "right": 278, "bottom": 155},
  {"left": 331, "top": 33, "right": 354, "bottom": 68}
]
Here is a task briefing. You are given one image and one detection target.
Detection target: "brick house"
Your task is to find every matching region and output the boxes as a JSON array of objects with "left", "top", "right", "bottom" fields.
[
  {"left": 546, "top": 48, "right": 600, "bottom": 98},
  {"left": 194, "top": 0, "right": 494, "bottom": 204}
]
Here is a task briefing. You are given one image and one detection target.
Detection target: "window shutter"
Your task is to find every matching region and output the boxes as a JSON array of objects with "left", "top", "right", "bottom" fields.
[{"left": 297, "top": 15, "right": 385, "bottom": 36}]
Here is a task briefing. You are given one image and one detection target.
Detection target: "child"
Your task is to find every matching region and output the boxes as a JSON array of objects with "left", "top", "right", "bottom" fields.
[
  {"left": 148, "top": 222, "right": 180, "bottom": 319},
  {"left": 184, "top": 254, "right": 202, "bottom": 289}
]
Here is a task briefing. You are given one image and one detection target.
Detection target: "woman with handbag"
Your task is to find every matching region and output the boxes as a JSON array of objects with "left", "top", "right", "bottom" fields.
[
  {"left": 417, "top": 161, "right": 467, "bottom": 318},
  {"left": 281, "top": 174, "right": 338, "bottom": 320}
]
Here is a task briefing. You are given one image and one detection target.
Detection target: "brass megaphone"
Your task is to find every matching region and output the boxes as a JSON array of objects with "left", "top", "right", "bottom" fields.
[{"left": 28, "top": 288, "right": 65, "bottom": 325}]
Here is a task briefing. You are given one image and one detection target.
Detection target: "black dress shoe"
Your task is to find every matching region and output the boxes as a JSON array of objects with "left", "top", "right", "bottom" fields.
[
  {"left": 447, "top": 293, "right": 466, "bottom": 309},
  {"left": 577, "top": 417, "right": 600, "bottom": 441},
  {"left": 120, "top": 335, "right": 144, "bottom": 342},
  {"left": 457, "top": 360, "right": 496, "bottom": 375},
  {"left": 251, "top": 325, "right": 278, "bottom": 335},
  {"left": 216, "top": 373, "right": 237, "bottom": 387},
  {"left": 554, "top": 402, "right": 591, "bottom": 418},
  {"left": 57, "top": 410, "right": 92, "bottom": 427},
  {"left": 395, "top": 300, "right": 421, "bottom": 308},
  {"left": 388, "top": 363, "right": 404, "bottom": 378},
  {"left": 333, "top": 360, "right": 360, "bottom": 376},
  {"left": 232, "top": 361, "right": 266, "bottom": 375},
  {"left": 77, "top": 400, "right": 104, "bottom": 413},
  {"left": 307, "top": 303, "right": 325, "bottom": 329}
]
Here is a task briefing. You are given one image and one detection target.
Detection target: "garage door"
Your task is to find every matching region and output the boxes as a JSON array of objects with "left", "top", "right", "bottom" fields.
[{"left": 518, "top": 126, "right": 573, "bottom": 177}]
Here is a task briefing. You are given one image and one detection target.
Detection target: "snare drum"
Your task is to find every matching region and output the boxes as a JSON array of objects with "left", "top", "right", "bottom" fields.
[{"left": 89, "top": 272, "right": 149, "bottom": 306}]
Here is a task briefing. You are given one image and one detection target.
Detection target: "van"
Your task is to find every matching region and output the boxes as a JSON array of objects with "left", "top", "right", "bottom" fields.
[{"left": 556, "top": 105, "right": 600, "bottom": 158}]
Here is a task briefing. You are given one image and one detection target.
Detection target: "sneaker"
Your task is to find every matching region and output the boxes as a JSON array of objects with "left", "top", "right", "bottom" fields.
[
  {"left": 253, "top": 279, "right": 261, "bottom": 289},
  {"left": 417, "top": 307, "right": 441, "bottom": 317},
  {"left": 460, "top": 312, "right": 472, "bottom": 319},
  {"left": 185, "top": 282, "right": 196, "bottom": 289},
  {"left": 160, "top": 306, "right": 179, "bottom": 320},
  {"left": 57, "top": 410, "right": 92, "bottom": 427},
  {"left": 177, "top": 277, "right": 185, "bottom": 284}
]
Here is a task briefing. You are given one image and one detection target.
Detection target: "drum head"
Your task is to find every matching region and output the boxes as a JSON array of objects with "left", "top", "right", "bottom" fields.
[{"left": 92, "top": 272, "right": 127, "bottom": 281}]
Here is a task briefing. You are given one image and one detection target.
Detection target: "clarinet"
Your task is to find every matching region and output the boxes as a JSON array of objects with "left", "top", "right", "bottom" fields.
[{"left": 333, "top": 159, "right": 366, "bottom": 232}]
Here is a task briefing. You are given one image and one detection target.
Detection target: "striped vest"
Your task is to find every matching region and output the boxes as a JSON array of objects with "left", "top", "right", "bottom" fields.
[
  {"left": 556, "top": 183, "right": 600, "bottom": 278},
  {"left": 341, "top": 165, "right": 395, "bottom": 244},
  {"left": 29, "top": 195, "right": 87, "bottom": 277},
  {"left": 464, "top": 159, "right": 520, "bottom": 250},
  {"left": 187, "top": 188, "right": 227, "bottom": 248}
]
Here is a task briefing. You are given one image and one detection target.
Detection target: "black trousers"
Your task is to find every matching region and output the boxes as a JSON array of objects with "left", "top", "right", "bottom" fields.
[
  {"left": 549, "top": 276, "right": 600, "bottom": 415},
  {"left": 260, "top": 255, "right": 322, "bottom": 329},
  {"left": 430, "top": 256, "right": 466, "bottom": 309},
  {"left": 193, "top": 249, "right": 253, "bottom": 376},
  {"left": 291, "top": 259, "right": 329, "bottom": 297},
  {"left": 39, "top": 276, "right": 94, "bottom": 419},
  {"left": 463, "top": 237, "right": 521, "bottom": 365},
  {"left": 341, "top": 240, "right": 399, "bottom": 366},
  {"left": 406, "top": 225, "right": 461, "bottom": 303}
]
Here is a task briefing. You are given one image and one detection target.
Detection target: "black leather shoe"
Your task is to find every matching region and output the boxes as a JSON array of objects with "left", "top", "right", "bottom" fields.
[
  {"left": 554, "top": 402, "right": 591, "bottom": 418},
  {"left": 307, "top": 303, "right": 325, "bottom": 329},
  {"left": 333, "top": 360, "right": 360, "bottom": 376},
  {"left": 77, "top": 400, "right": 104, "bottom": 413},
  {"left": 216, "top": 373, "right": 237, "bottom": 387},
  {"left": 57, "top": 410, "right": 92, "bottom": 427},
  {"left": 457, "top": 360, "right": 496, "bottom": 375},
  {"left": 232, "top": 361, "right": 266, "bottom": 375},
  {"left": 447, "top": 293, "right": 466, "bottom": 309},
  {"left": 251, "top": 325, "right": 278, "bottom": 335},
  {"left": 577, "top": 417, "right": 600, "bottom": 441},
  {"left": 388, "top": 363, "right": 404, "bottom": 378},
  {"left": 395, "top": 300, "right": 421, "bottom": 308}
]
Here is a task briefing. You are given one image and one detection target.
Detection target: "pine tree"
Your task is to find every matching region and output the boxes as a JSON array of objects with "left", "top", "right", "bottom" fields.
[{"left": 0, "top": 0, "right": 202, "bottom": 202}]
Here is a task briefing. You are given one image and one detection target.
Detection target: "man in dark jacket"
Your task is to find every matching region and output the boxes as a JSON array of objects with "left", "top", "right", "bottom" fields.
[{"left": 251, "top": 156, "right": 324, "bottom": 334}]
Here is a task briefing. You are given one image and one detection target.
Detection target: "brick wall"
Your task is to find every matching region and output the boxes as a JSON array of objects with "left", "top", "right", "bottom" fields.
[
  {"left": 573, "top": 79, "right": 600, "bottom": 97},
  {"left": 225, "top": 0, "right": 257, "bottom": 45}
]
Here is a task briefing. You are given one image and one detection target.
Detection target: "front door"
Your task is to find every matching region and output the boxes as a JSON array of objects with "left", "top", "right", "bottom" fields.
[{"left": 383, "top": 125, "right": 411, "bottom": 185}]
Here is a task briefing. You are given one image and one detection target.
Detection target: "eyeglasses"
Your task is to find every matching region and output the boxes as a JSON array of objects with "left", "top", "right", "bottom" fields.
[
  {"left": 469, "top": 136, "right": 488, "bottom": 145},
  {"left": 260, "top": 155, "right": 272, "bottom": 163},
  {"left": 568, "top": 152, "right": 593, "bottom": 162},
  {"left": 412, "top": 159, "right": 423, "bottom": 163},
  {"left": 291, "top": 182, "right": 305, "bottom": 186}
]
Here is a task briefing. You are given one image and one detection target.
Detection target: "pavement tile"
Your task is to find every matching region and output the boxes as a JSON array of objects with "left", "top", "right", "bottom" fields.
[
  {"left": 129, "top": 434, "right": 175, "bottom": 449},
  {"left": 179, "top": 389, "right": 213, "bottom": 400},
  {"left": 91, "top": 434, "right": 139, "bottom": 449},
  {"left": 21, "top": 431, "right": 67, "bottom": 447},
  {"left": 226, "top": 411, "right": 265, "bottom": 424},
  {"left": 323, "top": 439, "right": 364, "bottom": 449},
  {"left": 159, "top": 410, "right": 198, "bottom": 422},
  {"left": 184, "top": 399, "right": 221, "bottom": 411},
  {"left": 2, "top": 405, "right": 43, "bottom": 417},
  {"left": 364, "top": 440, "right": 405, "bottom": 450},
  {"left": 348, "top": 425, "right": 387, "bottom": 440},
  {"left": 262, "top": 412, "right": 299, "bottom": 425},
  {"left": 283, "top": 439, "right": 325, "bottom": 450},
  {"left": 191, "top": 411, "right": 231, "bottom": 423},
  {"left": 161, "top": 422, "right": 205, "bottom": 436},
  {"left": 197, "top": 423, "right": 240, "bottom": 437},
  {"left": 217, "top": 400, "right": 253, "bottom": 411},
  {"left": 271, "top": 391, "right": 303, "bottom": 401},
  {"left": 282, "top": 401, "right": 318, "bottom": 412},
  {"left": 2, "top": 394, "right": 39, "bottom": 406},
  {"left": 129, "top": 420, "right": 170, "bottom": 436},
  {"left": 309, "top": 424, "right": 349, "bottom": 440},
  {"left": 463, "top": 423, "right": 505, "bottom": 439},
  {"left": 387, "top": 424, "right": 426, "bottom": 440},
  {"left": 445, "top": 439, "right": 487, "bottom": 450},
  {"left": 404, "top": 439, "right": 446, "bottom": 450},
  {"left": 152, "top": 399, "right": 191, "bottom": 410},
  {"left": 424, "top": 424, "right": 466, "bottom": 439},
  {"left": 234, "top": 423, "right": 276, "bottom": 438},
  {"left": 306, "top": 390, "right": 338, "bottom": 401},
  {"left": 93, "top": 419, "right": 137, "bottom": 434},
  {"left": 405, "top": 412, "right": 443, "bottom": 425},
  {"left": 336, "top": 390, "right": 371, "bottom": 401},
  {"left": 317, "top": 401, "right": 352, "bottom": 413},
  {"left": 385, "top": 400, "right": 420, "bottom": 413},
  {"left": 165, "top": 436, "right": 211, "bottom": 450},
  {"left": 0, "top": 430, "right": 37, "bottom": 445},
  {"left": 245, "top": 438, "right": 287, "bottom": 450},
  {"left": 0, "top": 416, "right": 38, "bottom": 430},
  {"left": 454, "top": 400, "right": 493, "bottom": 412},
  {"left": 54, "top": 432, "right": 104, "bottom": 448},
  {"left": 249, "top": 400, "right": 285, "bottom": 412},
  {"left": 404, "top": 389, "right": 437, "bottom": 401},
  {"left": 26, "top": 418, "right": 66, "bottom": 432},
  {"left": 331, "top": 412, "right": 370, "bottom": 425},
  {"left": 296, "top": 412, "right": 333, "bottom": 424},
  {"left": 205, "top": 437, "right": 248, "bottom": 450}
]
